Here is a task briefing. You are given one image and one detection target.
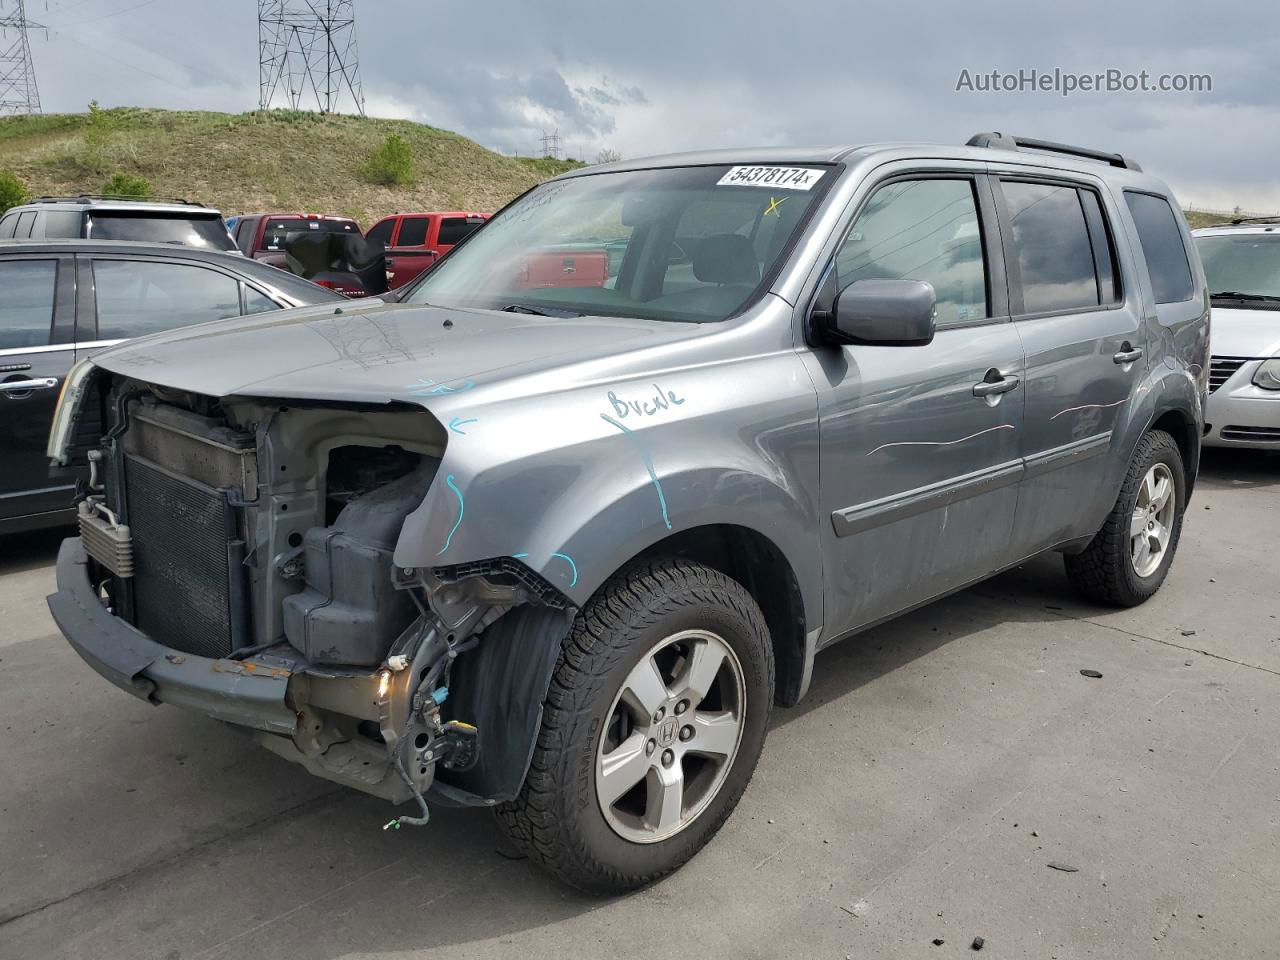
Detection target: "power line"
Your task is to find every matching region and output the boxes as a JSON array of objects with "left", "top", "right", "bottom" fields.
[
  {"left": 0, "top": 0, "right": 43, "bottom": 115},
  {"left": 258, "top": 0, "right": 365, "bottom": 115}
]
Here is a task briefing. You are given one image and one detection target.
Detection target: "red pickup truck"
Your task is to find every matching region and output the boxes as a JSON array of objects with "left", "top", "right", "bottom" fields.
[
  {"left": 365, "top": 211, "right": 489, "bottom": 288},
  {"left": 233, "top": 213, "right": 363, "bottom": 268}
]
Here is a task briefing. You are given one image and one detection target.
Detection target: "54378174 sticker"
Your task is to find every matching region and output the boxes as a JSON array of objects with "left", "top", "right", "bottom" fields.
[{"left": 715, "top": 166, "right": 826, "bottom": 190}]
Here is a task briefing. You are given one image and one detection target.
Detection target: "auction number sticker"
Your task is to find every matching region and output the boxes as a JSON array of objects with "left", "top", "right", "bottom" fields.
[{"left": 716, "top": 166, "right": 825, "bottom": 190}]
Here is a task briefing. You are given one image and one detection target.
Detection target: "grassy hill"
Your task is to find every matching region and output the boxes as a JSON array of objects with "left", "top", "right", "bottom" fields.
[{"left": 0, "top": 107, "right": 582, "bottom": 225}]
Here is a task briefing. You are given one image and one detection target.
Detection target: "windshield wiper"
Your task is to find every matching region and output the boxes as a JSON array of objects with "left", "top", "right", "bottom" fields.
[
  {"left": 1209, "top": 291, "right": 1280, "bottom": 302},
  {"left": 500, "top": 303, "right": 582, "bottom": 318}
]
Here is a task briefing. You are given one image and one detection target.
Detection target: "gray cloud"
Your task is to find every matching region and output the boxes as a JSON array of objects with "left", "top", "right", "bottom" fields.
[{"left": 21, "top": 0, "right": 1280, "bottom": 208}]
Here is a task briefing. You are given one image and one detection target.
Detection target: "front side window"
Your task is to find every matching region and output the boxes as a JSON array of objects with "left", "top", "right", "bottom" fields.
[
  {"left": 1002, "top": 180, "right": 1100, "bottom": 314},
  {"left": 833, "top": 178, "right": 988, "bottom": 325},
  {"left": 0, "top": 259, "right": 57, "bottom": 349},
  {"left": 403, "top": 165, "right": 831, "bottom": 323},
  {"left": 1125, "top": 192, "right": 1195, "bottom": 304},
  {"left": 1196, "top": 234, "right": 1280, "bottom": 305},
  {"left": 94, "top": 260, "right": 241, "bottom": 340},
  {"left": 396, "top": 216, "right": 429, "bottom": 247}
]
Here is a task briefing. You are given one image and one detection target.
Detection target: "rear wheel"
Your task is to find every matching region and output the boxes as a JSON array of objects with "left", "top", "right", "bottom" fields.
[
  {"left": 496, "top": 557, "right": 773, "bottom": 894},
  {"left": 1064, "top": 429, "right": 1186, "bottom": 606}
]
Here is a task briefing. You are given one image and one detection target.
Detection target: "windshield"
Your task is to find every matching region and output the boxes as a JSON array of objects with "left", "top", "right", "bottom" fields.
[
  {"left": 1196, "top": 234, "right": 1280, "bottom": 303},
  {"left": 87, "top": 213, "right": 237, "bottom": 251},
  {"left": 262, "top": 217, "right": 360, "bottom": 252},
  {"left": 402, "top": 164, "right": 832, "bottom": 323}
]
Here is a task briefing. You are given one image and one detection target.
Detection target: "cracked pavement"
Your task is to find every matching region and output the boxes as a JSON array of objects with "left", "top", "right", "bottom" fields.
[{"left": 1, "top": 448, "right": 1277, "bottom": 959}]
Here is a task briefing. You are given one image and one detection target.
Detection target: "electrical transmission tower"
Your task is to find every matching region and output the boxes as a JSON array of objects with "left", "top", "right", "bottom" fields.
[
  {"left": 258, "top": 1, "right": 365, "bottom": 115},
  {"left": 539, "top": 129, "right": 562, "bottom": 160},
  {"left": 0, "top": 0, "right": 43, "bottom": 116}
]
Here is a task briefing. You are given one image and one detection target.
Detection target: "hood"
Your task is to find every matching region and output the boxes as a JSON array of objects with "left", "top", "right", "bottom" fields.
[
  {"left": 1210, "top": 305, "right": 1280, "bottom": 358},
  {"left": 90, "top": 300, "right": 707, "bottom": 403}
]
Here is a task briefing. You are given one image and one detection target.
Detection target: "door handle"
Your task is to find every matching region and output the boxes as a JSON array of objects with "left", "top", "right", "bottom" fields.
[
  {"left": 0, "top": 377, "right": 58, "bottom": 395},
  {"left": 1113, "top": 346, "right": 1143, "bottom": 364},
  {"left": 972, "top": 375, "right": 1020, "bottom": 398}
]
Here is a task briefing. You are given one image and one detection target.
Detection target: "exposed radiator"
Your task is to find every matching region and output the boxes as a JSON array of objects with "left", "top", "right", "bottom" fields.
[{"left": 114, "top": 401, "right": 257, "bottom": 659}]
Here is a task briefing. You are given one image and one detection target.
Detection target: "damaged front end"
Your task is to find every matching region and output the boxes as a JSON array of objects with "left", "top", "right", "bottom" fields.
[{"left": 49, "top": 370, "right": 574, "bottom": 823}]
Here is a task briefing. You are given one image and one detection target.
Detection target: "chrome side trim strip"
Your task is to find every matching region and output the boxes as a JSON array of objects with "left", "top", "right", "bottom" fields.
[
  {"left": 831, "top": 459, "right": 1024, "bottom": 538},
  {"left": 1022, "top": 432, "right": 1113, "bottom": 479}
]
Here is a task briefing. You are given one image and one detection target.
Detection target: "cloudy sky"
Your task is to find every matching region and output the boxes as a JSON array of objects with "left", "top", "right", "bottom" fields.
[{"left": 14, "top": 0, "right": 1280, "bottom": 210}]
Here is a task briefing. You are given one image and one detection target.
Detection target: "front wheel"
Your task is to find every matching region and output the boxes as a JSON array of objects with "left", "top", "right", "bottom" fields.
[
  {"left": 1064, "top": 429, "right": 1186, "bottom": 606},
  {"left": 496, "top": 558, "right": 774, "bottom": 894}
]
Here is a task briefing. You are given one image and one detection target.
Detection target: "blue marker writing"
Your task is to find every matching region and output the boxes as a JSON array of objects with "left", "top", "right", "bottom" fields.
[
  {"left": 601, "top": 413, "right": 671, "bottom": 530},
  {"left": 551, "top": 552, "right": 579, "bottom": 587},
  {"left": 448, "top": 416, "right": 478, "bottom": 435},
  {"left": 408, "top": 377, "right": 475, "bottom": 397},
  {"left": 436, "top": 474, "right": 464, "bottom": 555}
]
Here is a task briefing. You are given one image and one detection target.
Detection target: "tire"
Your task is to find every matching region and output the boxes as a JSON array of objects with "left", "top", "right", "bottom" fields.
[
  {"left": 496, "top": 557, "right": 774, "bottom": 894},
  {"left": 1064, "top": 429, "right": 1186, "bottom": 607}
]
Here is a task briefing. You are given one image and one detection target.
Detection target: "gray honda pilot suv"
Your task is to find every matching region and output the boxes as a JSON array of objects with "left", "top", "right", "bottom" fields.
[{"left": 47, "top": 132, "right": 1208, "bottom": 893}]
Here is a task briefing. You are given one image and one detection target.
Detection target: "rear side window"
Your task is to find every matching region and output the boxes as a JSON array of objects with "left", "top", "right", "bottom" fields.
[
  {"left": 93, "top": 260, "right": 242, "bottom": 339},
  {"left": 1001, "top": 180, "right": 1099, "bottom": 314},
  {"left": 365, "top": 218, "right": 394, "bottom": 245},
  {"left": 0, "top": 259, "right": 57, "bottom": 349},
  {"left": 438, "top": 217, "right": 482, "bottom": 246},
  {"left": 42, "top": 210, "right": 84, "bottom": 238},
  {"left": 1078, "top": 190, "right": 1121, "bottom": 305},
  {"left": 1125, "top": 192, "right": 1194, "bottom": 304},
  {"left": 396, "top": 216, "right": 429, "bottom": 246},
  {"left": 242, "top": 285, "right": 280, "bottom": 315},
  {"left": 15, "top": 211, "right": 35, "bottom": 237},
  {"left": 834, "top": 178, "right": 988, "bottom": 325}
]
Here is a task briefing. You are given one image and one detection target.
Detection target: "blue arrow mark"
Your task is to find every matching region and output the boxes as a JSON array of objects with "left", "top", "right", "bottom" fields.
[{"left": 448, "top": 416, "right": 478, "bottom": 435}]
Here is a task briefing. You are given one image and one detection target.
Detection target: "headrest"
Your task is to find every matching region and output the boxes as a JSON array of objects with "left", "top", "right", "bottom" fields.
[{"left": 691, "top": 233, "right": 759, "bottom": 285}]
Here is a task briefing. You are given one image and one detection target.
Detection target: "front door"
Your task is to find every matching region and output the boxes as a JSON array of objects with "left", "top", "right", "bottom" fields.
[
  {"left": 807, "top": 173, "right": 1027, "bottom": 639},
  {"left": 991, "top": 176, "right": 1145, "bottom": 552},
  {"left": 0, "top": 254, "right": 77, "bottom": 528}
]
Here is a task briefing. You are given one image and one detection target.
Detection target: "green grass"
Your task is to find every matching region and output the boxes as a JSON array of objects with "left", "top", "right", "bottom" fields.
[{"left": 0, "top": 107, "right": 585, "bottom": 225}]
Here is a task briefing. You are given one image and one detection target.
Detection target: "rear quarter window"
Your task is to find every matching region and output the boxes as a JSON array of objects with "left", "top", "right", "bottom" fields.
[
  {"left": 41, "top": 210, "right": 84, "bottom": 239},
  {"left": 1124, "top": 192, "right": 1195, "bottom": 304}
]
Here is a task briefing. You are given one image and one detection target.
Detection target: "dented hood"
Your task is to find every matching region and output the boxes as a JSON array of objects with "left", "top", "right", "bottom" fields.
[{"left": 89, "top": 299, "right": 704, "bottom": 402}]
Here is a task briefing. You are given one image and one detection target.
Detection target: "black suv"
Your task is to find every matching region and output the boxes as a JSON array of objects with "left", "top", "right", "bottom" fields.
[
  {"left": 0, "top": 196, "right": 236, "bottom": 251},
  {"left": 0, "top": 239, "right": 343, "bottom": 534}
]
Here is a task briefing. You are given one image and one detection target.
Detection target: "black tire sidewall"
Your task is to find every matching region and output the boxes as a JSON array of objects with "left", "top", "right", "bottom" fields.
[
  {"left": 1120, "top": 434, "right": 1186, "bottom": 600},
  {"left": 556, "top": 566, "right": 772, "bottom": 884}
]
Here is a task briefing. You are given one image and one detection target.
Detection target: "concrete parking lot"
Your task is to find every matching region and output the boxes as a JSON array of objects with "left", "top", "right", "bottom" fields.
[{"left": 1, "top": 448, "right": 1277, "bottom": 960}]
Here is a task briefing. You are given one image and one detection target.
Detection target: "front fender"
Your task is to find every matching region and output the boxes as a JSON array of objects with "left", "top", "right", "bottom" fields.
[{"left": 392, "top": 353, "right": 822, "bottom": 632}]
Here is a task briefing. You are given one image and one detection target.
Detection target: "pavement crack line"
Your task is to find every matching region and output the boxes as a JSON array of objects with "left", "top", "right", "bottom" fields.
[
  {"left": 990, "top": 596, "right": 1280, "bottom": 680},
  {"left": 0, "top": 787, "right": 345, "bottom": 929}
]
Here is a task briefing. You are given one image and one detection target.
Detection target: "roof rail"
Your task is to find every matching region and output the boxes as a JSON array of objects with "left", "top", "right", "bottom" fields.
[
  {"left": 966, "top": 132, "right": 1142, "bottom": 172},
  {"left": 31, "top": 193, "right": 202, "bottom": 206}
]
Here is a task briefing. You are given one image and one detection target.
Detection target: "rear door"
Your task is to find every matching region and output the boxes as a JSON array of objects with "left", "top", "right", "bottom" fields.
[
  {"left": 83, "top": 255, "right": 244, "bottom": 346},
  {"left": 0, "top": 254, "right": 78, "bottom": 527},
  {"left": 809, "top": 169, "right": 1027, "bottom": 637},
  {"left": 991, "top": 174, "right": 1144, "bottom": 553}
]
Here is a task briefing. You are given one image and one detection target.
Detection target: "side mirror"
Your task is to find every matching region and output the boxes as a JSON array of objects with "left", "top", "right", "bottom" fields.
[{"left": 825, "top": 278, "right": 937, "bottom": 346}]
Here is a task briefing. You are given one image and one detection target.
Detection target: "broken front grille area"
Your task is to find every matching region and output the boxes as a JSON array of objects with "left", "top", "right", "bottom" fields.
[{"left": 107, "top": 398, "right": 257, "bottom": 659}]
